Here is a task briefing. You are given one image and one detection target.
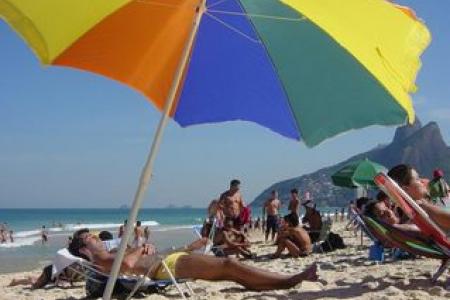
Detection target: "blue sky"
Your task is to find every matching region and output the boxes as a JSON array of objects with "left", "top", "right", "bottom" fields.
[{"left": 0, "top": 0, "right": 449, "bottom": 208}]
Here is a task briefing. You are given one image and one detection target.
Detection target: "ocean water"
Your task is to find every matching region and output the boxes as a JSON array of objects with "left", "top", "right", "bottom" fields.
[{"left": 0, "top": 208, "right": 206, "bottom": 273}]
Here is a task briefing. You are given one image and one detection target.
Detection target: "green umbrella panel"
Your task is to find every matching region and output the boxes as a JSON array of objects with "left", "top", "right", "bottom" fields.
[{"left": 331, "top": 159, "right": 387, "bottom": 188}]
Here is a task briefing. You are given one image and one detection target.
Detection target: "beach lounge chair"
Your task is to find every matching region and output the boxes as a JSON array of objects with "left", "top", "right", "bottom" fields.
[
  {"left": 374, "top": 173, "right": 450, "bottom": 282},
  {"left": 355, "top": 213, "right": 378, "bottom": 242},
  {"left": 52, "top": 248, "right": 194, "bottom": 299},
  {"left": 362, "top": 215, "right": 449, "bottom": 282}
]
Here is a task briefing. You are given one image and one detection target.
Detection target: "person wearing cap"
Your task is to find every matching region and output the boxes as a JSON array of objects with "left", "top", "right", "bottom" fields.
[{"left": 428, "top": 169, "right": 450, "bottom": 206}]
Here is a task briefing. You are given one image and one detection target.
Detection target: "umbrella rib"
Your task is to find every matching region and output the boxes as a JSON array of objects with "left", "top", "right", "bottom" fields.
[
  {"left": 208, "top": 9, "right": 307, "bottom": 22},
  {"left": 207, "top": 0, "right": 230, "bottom": 10},
  {"left": 205, "top": 12, "right": 262, "bottom": 43}
]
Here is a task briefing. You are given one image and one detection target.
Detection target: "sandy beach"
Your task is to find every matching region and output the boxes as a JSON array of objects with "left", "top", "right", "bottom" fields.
[{"left": 1, "top": 221, "right": 449, "bottom": 300}]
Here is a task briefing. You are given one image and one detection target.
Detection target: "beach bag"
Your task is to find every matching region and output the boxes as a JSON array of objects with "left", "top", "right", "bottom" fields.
[
  {"left": 369, "top": 242, "right": 384, "bottom": 262},
  {"left": 321, "top": 232, "right": 346, "bottom": 252},
  {"left": 85, "top": 269, "right": 127, "bottom": 298}
]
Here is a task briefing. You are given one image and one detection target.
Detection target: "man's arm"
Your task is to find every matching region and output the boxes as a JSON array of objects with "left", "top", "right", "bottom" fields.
[
  {"left": 239, "top": 194, "right": 245, "bottom": 210},
  {"left": 223, "top": 231, "right": 247, "bottom": 248},
  {"left": 97, "top": 245, "right": 154, "bottom": 273},
  {"left": 262, "top": 201, "right": 268, "bottom": 218},
  {"left": 417, "top": 200, "right": 450, "bottom": 230}
]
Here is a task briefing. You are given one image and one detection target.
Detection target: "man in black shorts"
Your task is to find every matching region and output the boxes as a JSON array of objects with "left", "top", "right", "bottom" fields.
[{"left": 263, "top": 190, "right": 281, "bottom": 242}]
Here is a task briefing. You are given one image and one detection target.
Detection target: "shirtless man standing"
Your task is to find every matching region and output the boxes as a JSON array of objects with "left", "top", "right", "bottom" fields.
[
  {"left": 219, "top": 179, "right": 245, "bottom": 230},
  {"left": 68, "top": 229, "right": 318, "bottom": 291},
  {"left": 289, "top": 189, "right": 300, "bottom": 218},
  {"left": 134, "top": 221, "right": 145, "bottom": 248},
  {"left": 263, "top": 190, "right": 281, "bottom": 242}
]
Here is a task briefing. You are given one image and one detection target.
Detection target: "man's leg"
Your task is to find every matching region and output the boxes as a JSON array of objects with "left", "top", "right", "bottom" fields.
[
  {"left": 272, "top": 237, "right": 287, "bottom": 258},
  {"left": 283, "top": 239, "right": 301, "bottom": 258},
  {"left": 271, "top": 220, "right": 277, "bottom": 242},
  {"left": 175, "top": 254, "right": 317, "bottom": 291}
]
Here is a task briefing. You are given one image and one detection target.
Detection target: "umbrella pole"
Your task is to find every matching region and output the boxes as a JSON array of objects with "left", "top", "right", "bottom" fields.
[{"left": 103, "top": 2, "right": 206, "bottom": 299}]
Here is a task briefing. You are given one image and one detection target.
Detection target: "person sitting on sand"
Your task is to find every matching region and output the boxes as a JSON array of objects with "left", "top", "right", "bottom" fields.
[
  {"left": 213, "top": 220, "right": 255, "bottom": 259},
  {"left": 68, "top": 228, "right": 318, "bottom": 291},
  {"left": 7, "top": 263, "right": 83, "bottom": 290},
  {"left": 273, "top": 214, "right": 312, "bottom": 258},
  {"left": 302, "top": 201, "right": 323, "bottom": 243}
]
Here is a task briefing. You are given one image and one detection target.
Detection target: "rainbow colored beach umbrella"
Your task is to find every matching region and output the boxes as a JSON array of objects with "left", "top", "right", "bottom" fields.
[
  {"left": 0, "top": 0, "right": 430, "bottom": 298},
  {"left": 1, "top": 0, "right": 430, "bottom": 146}
]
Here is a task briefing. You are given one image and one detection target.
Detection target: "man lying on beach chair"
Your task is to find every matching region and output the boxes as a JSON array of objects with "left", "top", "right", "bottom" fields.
[
  {"left": 68, "top": 228, "right": 318, "bottom": 292},
  {"left": 52, "top": 247, "right": 195, "bottom": 299}
]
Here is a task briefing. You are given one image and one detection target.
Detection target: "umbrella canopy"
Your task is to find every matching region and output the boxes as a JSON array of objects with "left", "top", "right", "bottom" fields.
[
  {"left": 0, "top": 0, "right": 430, "bottom": 147},
  {"left": 331, "top": 159, "right": 387, "bottom": 188}
]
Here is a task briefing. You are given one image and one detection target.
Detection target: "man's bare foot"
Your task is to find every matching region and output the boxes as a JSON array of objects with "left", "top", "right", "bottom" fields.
[
  {"left": 283, "top": 264, "right": 318, "bottom": 289},
  {"left": 8, "top": 279, "right": 18, "bottom": 287},
  {"left": 296, "top": 263, "right": 319, "bottom": 282}
]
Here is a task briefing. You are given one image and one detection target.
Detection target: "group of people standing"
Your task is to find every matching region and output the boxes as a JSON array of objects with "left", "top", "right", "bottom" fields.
[{"left": 118, "top": 220, "right": 151, "bottom": 248}]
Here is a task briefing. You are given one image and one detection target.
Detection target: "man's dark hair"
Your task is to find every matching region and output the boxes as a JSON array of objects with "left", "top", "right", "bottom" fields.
[
  {"left": 68, "top": 228, "right": 90, "bottom": 261},
  {"left": 284, "top": 213, "right": 299, "bottom": 227},
  {"left": 73, "top": 228, "right": 89, "bottom": 239},
  {"left": 99, "top": 231, "right": 113, "bottom": 241},
  {"left": 136, "top": 221, "right": 141, "bottom": 227},
  {"left": 388, "top": 164, "right": 414, "bottom": 186},
  {"left": 230, "top": 179, "right": 240, "bottom": 187},
  {"left": 68, "top": 236, "right": 90, "bottom": 261},
  {"left": 356, "top": 197, "right": 370, "bottom": 210},
  {"left": 376, "top": 191, "right": 388, "bottom": 201},
  {"left": 290, "top": 188, "right": 298, "bottom": 194}
]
